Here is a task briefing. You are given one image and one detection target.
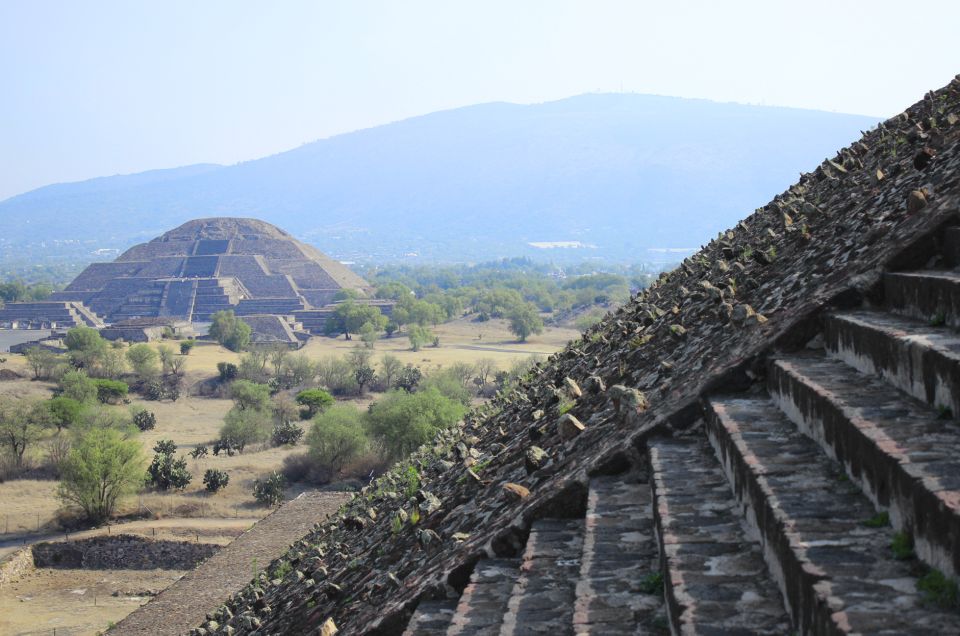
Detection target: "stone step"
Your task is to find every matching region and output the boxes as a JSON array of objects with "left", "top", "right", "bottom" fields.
[
  {"left": 499, "top": 519, "right": 583, "bottom": 636},
  {"left": 447, "top": 559, "right": 520, "bottom": 635},
  {"left": 402, "top": 599, "right": 458, "bottom": 636},
  {"left": 824, "top": 310, "right": 960, "bottom": 416},
  {"left": 883, "top": 269, "right": 960, "bottom": 329},
  {"left": 769, "top": 353, "right": 960, "bottom": 580},
  {"left": 573, "top": 476, "right": 662, "bottom": 635},
  {"left": 648, "top": 436, "right": 790, "bottom": 635},
  {"left": 706, "top": 395, "right": 960, "bottom": 634}
]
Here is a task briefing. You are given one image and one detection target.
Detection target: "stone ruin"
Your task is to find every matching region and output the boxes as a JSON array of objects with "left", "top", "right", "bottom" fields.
[
  {"left": 45, "top": 217, "right": 376, "bottom": 327},
  {"left": 112, "top": 76, "right": 960, "bottom": 635}
]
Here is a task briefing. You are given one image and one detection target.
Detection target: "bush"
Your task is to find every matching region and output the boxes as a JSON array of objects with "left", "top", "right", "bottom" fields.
[
  {"left": 58, "top": 427, "right": 144, "bottom": 523},
  {"left": 179, "top": 340, "right": 196, "bottom": 355},
  {"left": 209, "top": 310, "right": 251, "bottom": 352},
  {"left": 365, "top": 388, "right": 466, "bottom": 461},
  {"left": 295, "top": 388, "right": 334, "bottom": 419},
  {"left": 203, "top": 469, "right": 230, "bottom": 493},
  {"left": 126, "top": 344, "right": 160, "bottom": 379},
  {"left": 132, "top": 409, "right": 157, "bottom": 432},
  {"left": 60, "top": 370, "right": 97, "bottom": 404},
  {"left": 217, "top": 362, "right": 238, "bottom": 382},
  {"left": 306, "top": 404, "right": 368, "bottom": 474},
  {"left": 230, "top": 380, "right": 271, "bottom": 411},
  {"left": 219, "top": 407, "right": 269, "bottom": 453},
  {"left": 146, "top": 452, "right": 192, "bottom": 491},
  {"left": 271, "top": 420, "right": 304, "bottom": 446},
  {"left": 189, "top": 444, "right": 208, "bottom": 459},
  {"left": 281, "top": 452, "right": 333, "bottom": 485},
  {"left": 252, "top": 471, "right": 286, "bottom": 507},
  {"left": 394, "top": 365, "right": 422, "bottom": 392},
  {"left": 94, "top": 379, "right": 129, "bottom": 404}
]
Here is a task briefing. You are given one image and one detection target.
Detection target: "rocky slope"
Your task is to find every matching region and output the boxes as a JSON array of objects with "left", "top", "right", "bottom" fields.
[{"left": 189, "top": 76, "right": 960, "bottom": 635}]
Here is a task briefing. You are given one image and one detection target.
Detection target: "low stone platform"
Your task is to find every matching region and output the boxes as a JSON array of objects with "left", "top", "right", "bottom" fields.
[{"left": 112, "top": 491, "right": 349, "bottom": 636}]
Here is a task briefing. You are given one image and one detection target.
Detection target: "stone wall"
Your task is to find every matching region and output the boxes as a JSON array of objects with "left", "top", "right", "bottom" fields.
[
  {"left": 31, "top": 535, "right": 219, "bottom": 571},
  {"left": 0, "top": 547, "right": 36, "bottom": 589}
]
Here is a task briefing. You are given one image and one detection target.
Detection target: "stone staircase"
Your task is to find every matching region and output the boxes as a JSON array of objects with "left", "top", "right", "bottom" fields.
[{"left": 393, "top": 242, "right": 960, "bottom": 634}]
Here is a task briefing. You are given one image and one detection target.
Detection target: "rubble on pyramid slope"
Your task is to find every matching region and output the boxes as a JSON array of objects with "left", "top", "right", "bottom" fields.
[{"left": 186, "top": 77, "right": 960, "bottom": 635}]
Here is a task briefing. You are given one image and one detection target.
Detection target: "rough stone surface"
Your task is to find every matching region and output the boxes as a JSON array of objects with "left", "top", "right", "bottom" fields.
[{"left": 182, "top": 76, "right": 960, "bottom": 635}]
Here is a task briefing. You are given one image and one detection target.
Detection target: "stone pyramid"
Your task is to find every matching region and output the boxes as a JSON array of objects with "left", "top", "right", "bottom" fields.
[
  {"left": 52, "top": 217, "right": 371, "bottom": 323},
  {"left": 115, "top": 76, "right": 960, "bottom": 635}
]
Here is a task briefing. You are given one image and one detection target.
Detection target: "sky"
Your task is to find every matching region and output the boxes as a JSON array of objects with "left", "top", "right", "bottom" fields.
[{"left": 1, "top": 0, "right": 958, "bottom": 201}]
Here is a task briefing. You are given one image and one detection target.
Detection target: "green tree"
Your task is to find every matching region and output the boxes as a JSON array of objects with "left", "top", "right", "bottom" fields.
[
  {"left": 48, "top": 396, "right": 82, "bottom": 433},
  {"left": 0, "top": 398, "right": 48, "bottom": 468},
  {"left": 306, "top": 404, "right": 368, "bottom": 473},
  {"left": 219, "top": 407, "right": 269, "bottom": 453},
  {"left": 507, "top": 303, "right": 545, "bottom": 342},
  {"left": 379, "top": 354, "right": 403, "bottom": 390},
  {"left": 209, "top": 310, "right": 251, "bottom": 352},
  {"left": 126, "top": 344, "right": 159, "bottom": 379},
  {"left": 94, "top": 379, "right": 129, "bottom": 404},
  {"left": 24, "top": 347, "right": 60, "bottom": 380},
  {"left": 157, "top": 345, "right": 176, "bottom": 376},
  {"left": 60, "top": 370, "right": 97, "bottom": 404},
  {"left": 58, "top": 427, "right": 144, "bottom": 522},
  {"left": 64, "top": 326, "right": 107, "bottom": 370},
  {"left": 229, "top": 380, "right": 271, "bottom": 411},
  {"left": 179, "top": 340, "right": 196, "bottom": 355},
  {"left": 295, "top": 388, "right": 334, "bottom": 419},
  {"left": 325, "top": 301, "right": 387, "bottom": 340},
  {"left": 364, "top": 388, "right": 466, "bottom": 461},
  {"left": 407, "top": 324, "right": 433, "bottom": 352}
]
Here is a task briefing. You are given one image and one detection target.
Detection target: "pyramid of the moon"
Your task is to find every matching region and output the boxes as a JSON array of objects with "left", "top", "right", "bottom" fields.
[{"left": 51, "top": 218, "right": 372, "bottom": 323}]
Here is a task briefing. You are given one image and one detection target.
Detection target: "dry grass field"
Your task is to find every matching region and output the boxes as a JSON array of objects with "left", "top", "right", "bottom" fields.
[{"left": 0, "top": 316, "right": 579, "bottom": 540}]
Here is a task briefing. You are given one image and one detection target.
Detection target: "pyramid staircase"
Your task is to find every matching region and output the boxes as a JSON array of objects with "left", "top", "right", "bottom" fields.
[{"left": 391, "top": 230, "right": 960, "bottom": 634}]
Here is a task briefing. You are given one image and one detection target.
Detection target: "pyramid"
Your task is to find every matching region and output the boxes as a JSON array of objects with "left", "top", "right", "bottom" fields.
[
  {"left": 52, "top": 217, "right": 372, "bottom": 323},
  {"left": 115, "top": 76, "right": 960, "bottom": 636}
]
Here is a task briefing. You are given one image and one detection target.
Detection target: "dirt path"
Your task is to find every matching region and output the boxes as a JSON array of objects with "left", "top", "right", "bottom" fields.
[{"left": 112, "top": 491, "right": 349, "bottom": 635}]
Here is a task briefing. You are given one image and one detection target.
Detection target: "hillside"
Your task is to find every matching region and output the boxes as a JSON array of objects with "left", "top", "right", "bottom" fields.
[
  {"left": 124, "top": 76, "right": 960, "bottom": 636},
  {"left": 0, "top": 95, "right": 878, "bottom": 263}
]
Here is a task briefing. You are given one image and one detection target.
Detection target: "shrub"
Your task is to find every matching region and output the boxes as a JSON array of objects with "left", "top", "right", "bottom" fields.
[
  {"left": 295, "top": 388, "right": 334, "bottom": 419},
  {"left": 209, "top": 310, "right": 251, "bottom": 352},
  {"left": 306, "top": 404, "right": 368, "bottom": 474},
  {"left": 217, "top": 362, "right": 238, "bottom": 382},
  {"left": 252, "top": 472, "right": 286, "bottom": 507},
  {"left": 147, "top": 452, "right": 192, "bottom": 491},
  {"left": 394, "top": 365, "right": 422, "bottom": 392},
  {"left": 219, "top": 407, "right": 269, "bottom": 453},
  {"left": 365, "top": 388, "right": 466, "bottom": 461},
  {"left": 60, "top": 370, "right": 97, "bottom": 404},
  {"left": 47, "top": 396, "right": 82, "bottom": 432},
  {"left": 203, "top": 469, "right": 230, "bottom": 493},
  {"left": 179, "top": 340, "right": 196, "bottom": 355},
  {"left": 230, "top": 380, "right": 272, "bottom": 411},
  {"left": 126, "top": 344, "right": 160, "bottom": 379},
  {"left": 58, "top": 427, "right": 144, "bottom": 523},
  {"left": 132, "top": 409, "right": 157, "bottom": 432},
  {"left": 271, "top": 420, "right": 304, "bottom": 446},
  {"left": 94, "top": 379, "right": 129, "bottom": 404},
  {"left": 189, "top": 444, "right": 209, "bottom": 459}
]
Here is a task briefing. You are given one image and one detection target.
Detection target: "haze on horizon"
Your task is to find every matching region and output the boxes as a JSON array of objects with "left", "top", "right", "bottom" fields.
[{"left": 2, "top": 0, "right": 959, "bottom": 201}]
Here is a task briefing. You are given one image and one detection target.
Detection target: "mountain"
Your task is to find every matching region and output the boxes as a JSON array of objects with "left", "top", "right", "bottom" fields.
[{"left": 0, "top": 94, "right": 879, "bottom": 263}]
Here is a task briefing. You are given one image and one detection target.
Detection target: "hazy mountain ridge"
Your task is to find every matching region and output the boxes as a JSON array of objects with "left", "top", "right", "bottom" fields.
[{"left": 0, "top": 94, "right": 880, "bottom": 263}]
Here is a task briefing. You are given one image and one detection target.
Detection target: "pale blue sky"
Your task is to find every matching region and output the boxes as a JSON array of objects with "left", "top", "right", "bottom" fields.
[{"left": 1, "top": 0, "right": 958, "bottom": 200}]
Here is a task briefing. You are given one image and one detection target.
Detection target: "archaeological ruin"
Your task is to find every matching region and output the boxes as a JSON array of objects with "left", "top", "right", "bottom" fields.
[
  {"left": 109, "top": 76, "right": 960, "bottom": 635},
  {"left": 0, "top": 217, "right": 390, "bottom": 343}
]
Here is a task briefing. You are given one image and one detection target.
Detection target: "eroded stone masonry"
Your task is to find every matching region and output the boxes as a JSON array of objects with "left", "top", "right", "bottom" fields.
[{"left": 177, "top": 77, "right": 960, "bottom": 634}]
